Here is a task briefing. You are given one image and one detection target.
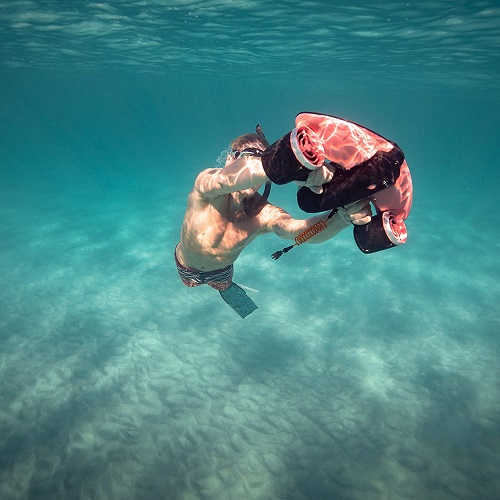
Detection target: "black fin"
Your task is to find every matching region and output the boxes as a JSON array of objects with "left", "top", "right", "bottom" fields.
[{"left": 219, "top": 283, "right": 258, "bottom": 319}]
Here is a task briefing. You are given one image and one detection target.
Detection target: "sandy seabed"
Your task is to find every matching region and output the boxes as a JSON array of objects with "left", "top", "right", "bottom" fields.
[{"left": 1, "top": 185, "right": 499, "bottom": 500}]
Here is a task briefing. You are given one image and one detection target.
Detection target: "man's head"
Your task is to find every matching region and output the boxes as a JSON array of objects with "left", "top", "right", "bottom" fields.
[
  {"left": 230, "top": 124, "right": 270, "bottom": 155},
  {"left": 225, "top": 124, "right": 271, "bottom": 207}
]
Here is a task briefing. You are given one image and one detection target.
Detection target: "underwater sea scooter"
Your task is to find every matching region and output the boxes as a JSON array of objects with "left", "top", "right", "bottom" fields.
[{"left": 261, "top": 112, "right": 413, "bottom": 256}]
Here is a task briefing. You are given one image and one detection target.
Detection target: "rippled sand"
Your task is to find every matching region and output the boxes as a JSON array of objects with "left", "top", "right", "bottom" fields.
[{"left": 1, "top": 180, "right": 498, "bottom": 499}]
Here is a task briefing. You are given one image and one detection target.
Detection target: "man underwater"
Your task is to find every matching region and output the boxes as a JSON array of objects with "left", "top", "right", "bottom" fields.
[{"left": 175, "top": 124, "right": 372, "bottom": 318}]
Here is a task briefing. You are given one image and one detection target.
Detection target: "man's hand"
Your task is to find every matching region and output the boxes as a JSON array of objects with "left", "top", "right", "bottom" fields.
[
  {"left": 339, "top": 199, "right": 372, "bottom": 225},
  {"left": 294, "top": 164, "right": 333, "bottom": 194}
]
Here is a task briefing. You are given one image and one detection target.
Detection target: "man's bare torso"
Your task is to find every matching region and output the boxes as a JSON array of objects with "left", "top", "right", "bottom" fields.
[{"left": 177, "top": 189, "right": 272, "bottom": 271}]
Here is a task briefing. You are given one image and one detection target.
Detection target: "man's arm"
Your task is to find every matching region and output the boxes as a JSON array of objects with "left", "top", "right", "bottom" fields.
[
  {"left": 194, "top": 157, "right": 269, "bottom": 199},
  {"left": 263, "top": 199, "right": 372, "bottom": 244},
  {"left": 195, "top": 156, "right": 333, "bottom": 200}
]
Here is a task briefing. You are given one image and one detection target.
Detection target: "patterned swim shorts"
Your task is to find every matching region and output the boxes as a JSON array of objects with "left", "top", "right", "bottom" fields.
[{"left": 174, "top": 245, "right": 233, "bottom": 291}]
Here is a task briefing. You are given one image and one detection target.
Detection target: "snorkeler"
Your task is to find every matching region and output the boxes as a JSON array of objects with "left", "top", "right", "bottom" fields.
[{"left": 174, "top": 123, "right": 373, "bottom": 318}]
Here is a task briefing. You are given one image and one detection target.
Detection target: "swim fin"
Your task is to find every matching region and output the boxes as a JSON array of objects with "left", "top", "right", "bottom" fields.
[{"left": 219, "top": 283, "right": 258, "bottom": 319}]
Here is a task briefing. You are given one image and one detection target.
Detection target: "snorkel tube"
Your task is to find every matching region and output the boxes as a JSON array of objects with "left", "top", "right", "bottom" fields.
[{"left": 262, "top": 112, "right": 413, "bottom": 254}]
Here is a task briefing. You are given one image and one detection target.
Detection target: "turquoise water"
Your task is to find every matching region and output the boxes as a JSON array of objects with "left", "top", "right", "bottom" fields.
[{"left": 1, "top": 1, "right": 499, "bottom": 499}]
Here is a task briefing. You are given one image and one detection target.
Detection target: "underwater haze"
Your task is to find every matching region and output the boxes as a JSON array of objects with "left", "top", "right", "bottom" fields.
[{"left": 1, "top": 1, "right": 499, "bottom": 499}]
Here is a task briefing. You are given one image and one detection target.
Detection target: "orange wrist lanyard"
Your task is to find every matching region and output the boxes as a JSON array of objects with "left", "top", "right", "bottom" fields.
[{"left": 271, "top": 208, "right": 338, "bottom": 260}]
